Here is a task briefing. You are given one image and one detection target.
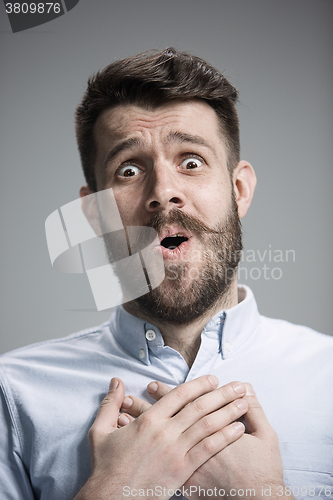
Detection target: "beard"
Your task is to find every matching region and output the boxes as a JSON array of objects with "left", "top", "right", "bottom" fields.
[{"left": 132, "top": 192, "right": 243, "bottom": 324}]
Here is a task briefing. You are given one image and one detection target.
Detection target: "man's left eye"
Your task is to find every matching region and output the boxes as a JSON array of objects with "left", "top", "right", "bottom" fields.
[{"left": 180, "top": 157, "right": 203, "bottom": 170}]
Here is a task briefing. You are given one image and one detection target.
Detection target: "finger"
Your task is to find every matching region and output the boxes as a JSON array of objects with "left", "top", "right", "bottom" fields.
[
  {"left": 121, "top": 395, "right": 152, "bottom": 417},
  {"left": 181, "top": 398, "right": 248, "bottom": 448},
  {"left": 90, "top": 378, "right": 125, "bottom": 435},
  {"left": 118, "top": 413, "right": 135, "bottom": 427},
  {"left": 243, "top": 383, "right": 272, "bottom": 435},
  {"left": 186, "top": 421, "right": 245, "bottom": 469},
  {"left": 173, "top": 381, "right": 246, "bottom": 431},
  {"left": 121, "top": 381, "right": 173, "bottom": 418},
  {"left": 147, "top": 381, "right": 173, "bottom": 401},
  {"left": 144, "top": 375, "right": 219, "bottom": 420}
]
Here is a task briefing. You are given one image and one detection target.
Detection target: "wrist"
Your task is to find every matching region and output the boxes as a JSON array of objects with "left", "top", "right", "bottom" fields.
[{"left": 73, "top": 475, "right": 123, "bottom": 500}]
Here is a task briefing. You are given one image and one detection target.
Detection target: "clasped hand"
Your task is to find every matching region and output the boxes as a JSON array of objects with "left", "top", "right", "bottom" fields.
[
  {"left": 75, "top": 376, "right": 250, "bottom": 500},
  {"left": 118, "top": 380, "right": 289, "bottom": 500}
]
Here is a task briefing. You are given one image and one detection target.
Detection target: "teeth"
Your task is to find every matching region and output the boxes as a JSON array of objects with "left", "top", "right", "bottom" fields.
[{"left": 170, "top": 233, "right": 184, "bottom": 237}]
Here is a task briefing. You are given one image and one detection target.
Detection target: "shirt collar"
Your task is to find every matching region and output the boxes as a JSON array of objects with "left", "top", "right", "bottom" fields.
[
  {"left": 109, "top": 285, "right": 260, "bottom": 364},
  {"left": 110, "top": 305, "right": 164, "bottom": 366},
  {"left": 219, "top": 284, "right": 261, "bottom": 358}
]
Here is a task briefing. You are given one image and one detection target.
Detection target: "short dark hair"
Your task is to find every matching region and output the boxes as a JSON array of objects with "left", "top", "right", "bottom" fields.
[{"left": 75, "top": 48, "right": 240, "bottom": 192}]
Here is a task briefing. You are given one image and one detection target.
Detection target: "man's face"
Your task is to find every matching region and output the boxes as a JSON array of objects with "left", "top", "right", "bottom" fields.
[{"left": 92, "top": 100, "right": 242, "bottom": 322}]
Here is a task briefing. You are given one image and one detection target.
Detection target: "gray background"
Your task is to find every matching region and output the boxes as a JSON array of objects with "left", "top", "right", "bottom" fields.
[{"left": 0, "top": 0, "right": 332, "bottom": 355}]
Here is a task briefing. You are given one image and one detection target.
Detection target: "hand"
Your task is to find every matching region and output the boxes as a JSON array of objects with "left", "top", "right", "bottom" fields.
[
  {"left": 120, "top": 382, "right": 293, "bottom": 500},
  {"left": 74, "top": 375, "right": 248, "bottom": 500}
]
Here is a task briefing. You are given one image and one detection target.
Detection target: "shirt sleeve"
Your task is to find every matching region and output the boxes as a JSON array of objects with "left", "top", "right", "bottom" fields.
[{"left": 0, "top": 378, "right": 35, "bottom": 500}]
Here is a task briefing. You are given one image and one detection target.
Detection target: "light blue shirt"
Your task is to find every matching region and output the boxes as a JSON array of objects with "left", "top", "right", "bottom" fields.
[{"left": 0, "top": 286, "right": 332, "bottom": 500}]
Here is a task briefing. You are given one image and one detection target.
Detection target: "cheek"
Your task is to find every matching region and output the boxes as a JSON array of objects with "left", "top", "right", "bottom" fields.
[
  {"left": 113, "top": 189, "right": 146, "bottom": 226},
  {"left": 191, "top": 183, "right": 232, "bottom": 225}
]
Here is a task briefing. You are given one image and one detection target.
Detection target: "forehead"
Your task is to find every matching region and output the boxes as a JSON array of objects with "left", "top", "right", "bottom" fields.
[{"left": 94, "top": 100, "right": 224, "bottom": 149}]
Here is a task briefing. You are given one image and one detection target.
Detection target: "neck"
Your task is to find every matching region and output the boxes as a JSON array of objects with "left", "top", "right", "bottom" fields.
[{"left": 124, "top": 279, "right": 239, "bottom": 368}]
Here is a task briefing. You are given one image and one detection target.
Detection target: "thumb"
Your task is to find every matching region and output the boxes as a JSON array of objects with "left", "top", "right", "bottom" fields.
[
  {"left": 91, "top": 378, "right": 126, "bottom": 434},
  {"left": 243, "top": 383, "right": 271, "bottom": 436}
]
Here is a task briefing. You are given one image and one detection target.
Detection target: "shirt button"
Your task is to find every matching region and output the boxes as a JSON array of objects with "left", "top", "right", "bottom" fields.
[
  {"left": 225, "top": 342, "right": 232, "bottom": 352},
  {"left": 145, "top": 329, "right": 156, "bottom": 341},
  {"left": 139, "top": 349, "right": 145, "bottom": 358}
]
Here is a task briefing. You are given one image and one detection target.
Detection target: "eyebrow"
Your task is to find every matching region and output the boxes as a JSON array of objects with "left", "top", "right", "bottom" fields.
[
  {"left": 102, "top": 137, "right": 142, "bottom": 170},
  {"left": 165, "top": 131, "right": 216, "bottom": 156}
]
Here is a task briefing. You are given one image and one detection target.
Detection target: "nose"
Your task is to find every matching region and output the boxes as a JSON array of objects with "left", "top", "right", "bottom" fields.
[{"left": 145, "top": 165, "right": 186, "bottom": 213}]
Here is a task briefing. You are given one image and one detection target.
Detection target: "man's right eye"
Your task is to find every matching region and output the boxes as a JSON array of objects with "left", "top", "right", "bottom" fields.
[{"left": 117, "top": 165, "right": 141, "bottom": 177}]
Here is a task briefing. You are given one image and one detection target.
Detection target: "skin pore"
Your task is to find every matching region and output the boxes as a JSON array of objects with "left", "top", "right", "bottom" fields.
[{"left": 80, "top": 100, "right": 256, "bottom": 367}]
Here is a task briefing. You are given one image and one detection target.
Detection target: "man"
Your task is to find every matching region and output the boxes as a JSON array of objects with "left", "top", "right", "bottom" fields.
[{"left": 0, "top": 48, "right": 332, "bottom": 500}]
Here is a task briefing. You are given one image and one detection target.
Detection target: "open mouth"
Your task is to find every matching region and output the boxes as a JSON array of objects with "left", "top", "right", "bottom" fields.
[{"left": 160, "top": 234, "right": 189, "bottom": 250}]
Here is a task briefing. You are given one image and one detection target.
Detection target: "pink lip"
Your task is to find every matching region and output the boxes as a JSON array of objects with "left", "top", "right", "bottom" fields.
[
  {"left": 155, "top": 225, "right": 193, "bottom": 261},
  {"left": 159, "top": 238, "right": 191, "bottom": 260}
]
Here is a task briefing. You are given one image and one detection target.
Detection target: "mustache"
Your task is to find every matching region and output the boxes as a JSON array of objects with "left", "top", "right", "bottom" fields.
[{"left": 146, "top": 208, "right": 221, "bottom": 237}]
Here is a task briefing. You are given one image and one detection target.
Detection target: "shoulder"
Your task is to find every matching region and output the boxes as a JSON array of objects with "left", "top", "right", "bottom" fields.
[
  {"left": 259, "top": 313, "right": 332, "bottom": 343},
  {"left": 0, "top": 319, "right": 112, "bottom": 374},
  {"left": 256, "top": 314, "right": 333, "bottom": 368},
  {"left": 237, "top": 285, "right": 333, "bottom": 356}
]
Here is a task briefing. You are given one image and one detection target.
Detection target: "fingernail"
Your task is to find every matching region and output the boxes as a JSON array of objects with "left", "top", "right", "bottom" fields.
[
  {"left": 118, "top": 414, "right": 130, "bottom": 426},
  {"left": 233, "top": 382, "right": 245, "bottom": 394},
  {"left": 110, "top": 378, "right": 119, "bottom": 390},
  {"left": 245, "top": 384, "right": 256, "bottom": 396},
  {"left": 122, "top": 397, "right": 133, "bottom": 409},
  {"left": 232, "top": 421, "right": 245, "bottom": 432},
  {"left": 236, "top": 399, "right": 248, "bottom": 410},
  {"left": 148, "top": 382, "right": 158, "bottom": 393},
  {"left": 208, "top": 375, "right": 219, "bottom": 387}
]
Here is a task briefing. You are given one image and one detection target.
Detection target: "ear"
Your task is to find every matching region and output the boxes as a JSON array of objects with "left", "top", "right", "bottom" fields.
[
  {"left": 232, "top": 161, "right": 257, "bottom": 219},
  {"left": 79, "top": 186, "right": 102, "bottom": 237}
]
